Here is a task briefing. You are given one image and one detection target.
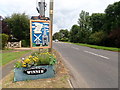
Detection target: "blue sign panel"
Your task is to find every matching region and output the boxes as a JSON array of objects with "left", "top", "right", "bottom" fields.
[{"left": 30, "top": 20, "right": 51, "bottom": 48}]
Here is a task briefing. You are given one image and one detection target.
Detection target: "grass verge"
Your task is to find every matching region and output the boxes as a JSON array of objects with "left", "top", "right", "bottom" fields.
[
  {"left": 65, "top": 42, "right": 120, "bottom": 52},
  {"left": 1, "top": 50, "right": 31, "bottom": 66}
]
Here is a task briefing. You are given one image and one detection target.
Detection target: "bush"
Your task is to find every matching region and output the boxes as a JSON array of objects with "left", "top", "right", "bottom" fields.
[
  {"left": 105, "top": 28, "right": 120, "bottom": 48},
  {"left": 0, "top": 34, "right": 9, "bottom": 49},
  {"left": 60, "top": 38, "right": 69, "bottom": 42},
  {"left": 21, "top": 40, "right": 30, "bottom": 47},
  {"left": 89, "top": 31, "right": 106, "bottom": 45}
]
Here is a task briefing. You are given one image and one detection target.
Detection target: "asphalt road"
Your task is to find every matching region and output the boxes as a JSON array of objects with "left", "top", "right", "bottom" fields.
[{"left": 53, "top": 42, "right": 118, "bottom": 88}]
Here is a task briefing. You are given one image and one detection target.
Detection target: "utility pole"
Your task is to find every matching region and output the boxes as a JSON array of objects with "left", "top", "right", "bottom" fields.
[{"left": 49, "top": 0, "right": 54, "bottom": 53}]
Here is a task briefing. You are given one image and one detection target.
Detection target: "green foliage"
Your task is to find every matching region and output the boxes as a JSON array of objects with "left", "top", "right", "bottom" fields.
[
  {"left": 53, "top": 32, "right": 60, "bottom": 40},
  {"left": 59, "top": 29, "right": 70, "bottom": 40},
  {"left": 69, "top": 1, "right": 120, "bottom": 47},
  {"left": 78, "top": 10, "right": 91, "bottom": 31},
  {"left": 21, "top": 40, "right": 30, "bottom": 47},
  {"left": 90, "top": 13, "right": 105, "bottom": 33},
  {"left": 70, "top": 25, "right": 80, "bottom": 43},
  {"left": 89, "top": 31, "right": 106, "bottom": 45},
  {"left": 15, "top": 61, "right": 22, "bottom": 68},
  {"left": 54, "top": 1, "right": 120, "bottom": 48},
  {"left": 5, "top": 13, "right": 30, "bottom": 41},
  {"left": 104, "top": 1, "right": 120, "bottom": 33},
  {"left": 53, "top": 29, "right": 70, "bottom": 41},
  {"left": 0, "top": 34, "right": 9, "bottom": 49},
  {"left": 15, "top": 52, "right": 57, "bottom": 68},
  {"left": 60, "top": 38, "right": 69, "bottom": 42},
  {"left": 103, "top": 1, "right": 120, "bottom": 47},
  {"left": 105, "top": 28, "right": 120, "bottom": 48},
  {"left": 77, "top": 10, "right": 92, "bottom": 43},
  {"left": 70, "top": 11, "right": 92, "bottom": 43},
  {"left": 37, "top": 52, "right": 57, "bottom": 65}
]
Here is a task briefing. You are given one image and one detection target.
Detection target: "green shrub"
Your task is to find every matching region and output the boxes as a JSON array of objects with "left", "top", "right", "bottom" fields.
[
  {"left": 15, "top": 52, "right": 57, "bottom": 68},
  {"left": 0, "top": 34, "right": 9, "bottom": 50},
  {"left": 60, "top": 38, "right": 69, "bottom": 42},
  {"left": 21, "top": 40, "right": 30, "bottom": 47},
  {"left": 89, "top": 31, "right": 106, "bottom": 45}
]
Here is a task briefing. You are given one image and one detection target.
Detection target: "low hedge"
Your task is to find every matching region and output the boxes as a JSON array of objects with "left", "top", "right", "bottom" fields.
[{"left": 0, "top": 34, "right": 9, "bottom": 49}]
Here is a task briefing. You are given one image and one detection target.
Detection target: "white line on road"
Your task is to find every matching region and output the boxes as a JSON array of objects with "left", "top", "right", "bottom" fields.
[
  {"left": 72, "top": 47, "right": 79, "bottom": 50},
  {"left": 84, "top": 51, "right": 110, "bottom": 59}
]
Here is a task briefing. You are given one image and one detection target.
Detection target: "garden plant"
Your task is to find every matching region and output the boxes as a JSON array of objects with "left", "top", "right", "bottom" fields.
[{"left": 15, "top": 52, "right": 57, "bottom": 68}]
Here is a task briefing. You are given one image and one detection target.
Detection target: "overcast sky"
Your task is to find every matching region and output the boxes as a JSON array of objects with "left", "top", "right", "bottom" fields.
[{"left": 0, "top": 0, "right": 119, "bottom": 34}]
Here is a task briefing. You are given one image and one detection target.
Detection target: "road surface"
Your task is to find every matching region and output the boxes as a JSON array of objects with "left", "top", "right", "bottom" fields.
[{"left": 53, "top": 42, "right": 118, "bottom": 88}]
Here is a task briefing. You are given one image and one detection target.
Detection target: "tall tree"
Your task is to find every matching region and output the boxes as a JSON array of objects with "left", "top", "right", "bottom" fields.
[
  {"left": 90, "top": 13, "right": 105, "bottom": 33},
  {"left": 53, "top": 32, "right": 60, "bottom": 40},
  {"left": 59, "top": 29, "right": 70, "bottom": 40},
  {"left": 5, "top": 13, "right": 30, "bottom": 41},
  {"left": 103, "top": 1, "right": 120, "bottom": 47},
  {"left": 104, "top": 1, "right": 120, "bottom": 33},
  {"left": 78, "top": 10, "right": 92, "bottom": 43},
  {"left": 2, "top": 19, "right": 11, "bottom": 35},
  {"left": 70, "top": 25, "right": 80, "bottom": 43}
]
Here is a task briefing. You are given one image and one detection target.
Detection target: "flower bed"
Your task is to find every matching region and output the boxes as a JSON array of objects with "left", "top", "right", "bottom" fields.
[{"left": 14, "top": 52, "right": 57, "bottom": 82}]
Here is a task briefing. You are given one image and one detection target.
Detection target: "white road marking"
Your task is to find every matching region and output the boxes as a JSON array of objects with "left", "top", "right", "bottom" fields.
[
  {"left": 84, "top": 51, "right": 110, "bottom": 59},
  {"left": 67, "top": 79, "right": 73, "bottom": 88},
  {"left": 72, "top": 47, "right": 79, "bottom": 50}
]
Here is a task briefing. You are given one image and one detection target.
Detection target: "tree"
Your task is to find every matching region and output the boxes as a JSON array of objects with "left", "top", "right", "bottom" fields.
[
  {"left": 53, "top": 32, "right": 60, "bottom": 40},
  {"left": 5, "top": 13, "right": 30, "bottom": 41},
  {"left": 104, "top": 1, "right": 120, "bottom": 33},
  {"left": 102, "top": 1, "right": 120, "bottom": 47},
  {"left": 90, "top": 13, "right": 105, "bottom": 33},
  {"left": 78, "top": 10, "right": 91, "bottom": 31},
  {"left": 78, "top": 10, "right": 92, "bottom": 43},
  {"left": 0, "top": 34, "right": 9, "bottom": 49},
  {"left": 89, "top": 31, "right": 107, "bottom": 45},
  {"left": 105, "top": 28, "right": 120, "bottom": 47},
  {"left": 59, "top": 29, "right": 70, "bottom": 41},
  {"left": 70, "top": 25, "right": 80, "bottom": 43},
  {"left": 2, "top": 19, "right": 11, "bottom": 35}
]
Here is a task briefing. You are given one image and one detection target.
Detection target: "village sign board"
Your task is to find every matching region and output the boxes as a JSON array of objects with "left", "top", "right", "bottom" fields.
[{"left": 30, "top": 20, "right": 51, "bottom": 49}]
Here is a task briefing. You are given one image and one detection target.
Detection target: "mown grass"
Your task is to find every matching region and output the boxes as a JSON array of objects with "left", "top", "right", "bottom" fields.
[
  {"left": 65, "top": 42, "right": 120, "bottom": 52},
  {"left": 0, "top": 50, "right": 31, "bottom": 66}
]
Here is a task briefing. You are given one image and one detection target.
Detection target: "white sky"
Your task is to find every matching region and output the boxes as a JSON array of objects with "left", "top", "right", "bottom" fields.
[{"left": 0, "top": 0, "right": 119, "bottom": 34}]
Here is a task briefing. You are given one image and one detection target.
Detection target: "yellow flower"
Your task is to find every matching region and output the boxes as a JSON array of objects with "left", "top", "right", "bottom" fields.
[
  {"left": 24, "top": 59, "right": 30, "bottom": 63},
  {"left": 18, "top": 61, "right": 21, "bottom": 63},
  {"left": 29, "top": 56, "right": 32, "bottom": 58},
  {"left": 34, "top": 57, "right": 38, "bottom": 60},
  {"left": 33, "top": 59, "right": 36, "bottom": 62},
  {"left": 22, "top": 62, "right": 27, "bottom": 67},
  {"left": 22, "top": 65, "right": 27, "bottom": 67}
]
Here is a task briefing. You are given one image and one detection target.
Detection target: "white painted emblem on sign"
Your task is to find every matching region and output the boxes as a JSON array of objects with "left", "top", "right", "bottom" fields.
[{"left": 33, "top": 23, "right": 43, "bottom": 34}]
